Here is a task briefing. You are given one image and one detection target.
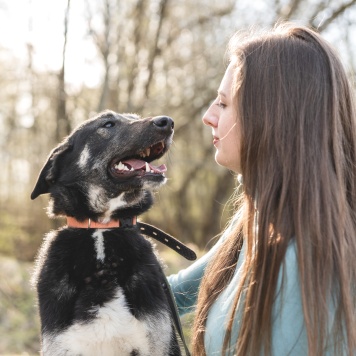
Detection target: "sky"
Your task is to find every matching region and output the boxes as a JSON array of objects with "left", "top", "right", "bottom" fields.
[
  {"left": 0, "top": 0, "right": 102, "bottom": 88},
  {"left": 1, "top": 0, "right": 355, "bottom": 89}
]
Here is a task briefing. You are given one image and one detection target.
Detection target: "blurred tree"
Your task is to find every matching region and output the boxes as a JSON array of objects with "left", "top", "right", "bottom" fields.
[
  {"left": 0, "top": 0, "right": 356, "bottom": 259},
  {"left": 56, "top": 0, "right": 72, "bottom": 142},
  {"left": 80, "top": 0, "right": 356, "bottom": 246},
  {"left": 82, "top": 0, "right": 238, "bottom": 245}
]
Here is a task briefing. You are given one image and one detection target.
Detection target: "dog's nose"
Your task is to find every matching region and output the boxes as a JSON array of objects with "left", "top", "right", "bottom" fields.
[{"left": 152, "top": 116, "right": 174, "bottom": 132}]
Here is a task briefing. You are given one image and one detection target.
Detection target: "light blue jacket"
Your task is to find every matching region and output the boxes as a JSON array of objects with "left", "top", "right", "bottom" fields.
[{"left": 168, "top": 219, "right": 345, "bottom": 355}]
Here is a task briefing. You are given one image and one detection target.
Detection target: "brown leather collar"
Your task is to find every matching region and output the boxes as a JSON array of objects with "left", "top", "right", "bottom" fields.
[
  {"left": 65, "top": 216, "right": 196, "bottom": 261},
  {"left": 66, "top": 216, "right": 137, "bottom": 229}
]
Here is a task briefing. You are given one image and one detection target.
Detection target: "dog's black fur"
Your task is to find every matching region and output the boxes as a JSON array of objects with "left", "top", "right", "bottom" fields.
[{"left": 31, "top": 111, "right": 181, "bottom": 355}]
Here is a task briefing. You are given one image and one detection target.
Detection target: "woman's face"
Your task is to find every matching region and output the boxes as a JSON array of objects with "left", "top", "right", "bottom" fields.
[{"left": 202, "top": 63, "right": 241, "bottom": 173}]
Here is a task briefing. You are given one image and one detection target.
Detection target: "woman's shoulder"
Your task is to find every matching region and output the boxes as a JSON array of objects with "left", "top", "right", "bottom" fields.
[{"left": 271, "top": 241, "right": 307, "bottom": 354}]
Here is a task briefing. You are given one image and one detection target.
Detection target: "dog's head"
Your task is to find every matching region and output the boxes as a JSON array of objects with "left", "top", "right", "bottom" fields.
[{"left": 31, "top": 111, "right": 174, "bottom": 221}]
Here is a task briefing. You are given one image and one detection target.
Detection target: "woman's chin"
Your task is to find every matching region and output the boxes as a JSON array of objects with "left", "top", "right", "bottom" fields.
[{"left": 215, "top": 153, "right": 240, "bottom": 173}]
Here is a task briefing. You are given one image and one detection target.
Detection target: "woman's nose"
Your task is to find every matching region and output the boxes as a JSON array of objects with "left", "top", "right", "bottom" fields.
[{"left": 202, "top": 103, "right": 218, "bottom": 128}]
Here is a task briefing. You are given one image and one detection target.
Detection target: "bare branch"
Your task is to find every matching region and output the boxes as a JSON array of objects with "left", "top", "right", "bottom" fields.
[
  {"left": 166, "top": 5, "right": 235, "bottom": 48},
  {"left": 312, "top": 0, "right": 356, "bottom": 31},
  {"left": 97, "top": 0, "right": 112, "bottom": 111},
  {"left": 126, "top": 0, "right": 147, "bottom": 110},
  {"left": 144, "top": 0, "right": 169, "bottom": 99},
  {"left": 307, "top": 0, "right": 330, "bottom": 24},
  {"left": 278, "top": 0, "right": 303, "bottom": 20}
]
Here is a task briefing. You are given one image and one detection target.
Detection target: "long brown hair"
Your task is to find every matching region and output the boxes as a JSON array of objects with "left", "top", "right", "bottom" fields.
[{"left": 193, "top": 23, "right": 356, "bottom": 355}]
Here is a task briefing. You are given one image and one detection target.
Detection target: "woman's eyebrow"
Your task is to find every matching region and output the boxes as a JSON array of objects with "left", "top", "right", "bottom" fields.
[{"left": 217, "top": 90, "right": 227, "bottom": 97}]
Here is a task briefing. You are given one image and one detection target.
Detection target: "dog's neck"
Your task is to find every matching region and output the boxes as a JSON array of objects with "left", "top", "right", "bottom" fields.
[
  {"left": 66, "top": 216, "right": 137, "bottom": 229},
  {"left": 49, "top": 190, "right": 154, "bottom": 223}
]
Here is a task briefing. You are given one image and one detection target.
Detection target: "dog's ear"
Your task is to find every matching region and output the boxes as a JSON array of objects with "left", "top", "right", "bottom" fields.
[{"left": 31, "top": 142, "right": 72, "bottom": 200}]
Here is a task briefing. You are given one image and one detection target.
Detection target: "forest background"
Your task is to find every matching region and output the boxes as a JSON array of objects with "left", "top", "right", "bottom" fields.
[{"left": 1, "top": 0, "right": 355, "bottom": 353}]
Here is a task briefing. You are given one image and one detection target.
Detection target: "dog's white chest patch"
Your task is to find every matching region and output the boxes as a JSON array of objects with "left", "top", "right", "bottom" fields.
[
  {"left": 88, "top": 187, "right": 129, "bottom": 222},
  {"left": 106, "top": 193, "right": 127, "bottom": 219},
  {"left": 92, "top": 229, "right": 108, "bottom": 262},
  {"left": 42, "top": 288, "right": 172, "bottom": 356}
]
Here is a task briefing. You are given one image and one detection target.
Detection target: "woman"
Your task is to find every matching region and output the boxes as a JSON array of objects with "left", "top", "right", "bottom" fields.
[{"left": 168, "top": 23, "right": 356, "bottom": 355}]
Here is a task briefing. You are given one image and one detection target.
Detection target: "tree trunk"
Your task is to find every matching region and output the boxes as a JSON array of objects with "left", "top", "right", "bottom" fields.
[{"left": 56, "top": 0, "right": 71, "bottom": 142}]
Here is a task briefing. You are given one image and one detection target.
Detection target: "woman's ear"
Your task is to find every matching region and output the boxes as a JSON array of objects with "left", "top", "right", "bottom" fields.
[{"left": 31, "top": 142, "right": 72, "bottom": 200}]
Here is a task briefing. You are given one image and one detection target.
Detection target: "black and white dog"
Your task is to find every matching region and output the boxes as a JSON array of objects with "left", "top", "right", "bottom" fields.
[{"left": 31, "top": 111, "right": 182, "bottom": 355}]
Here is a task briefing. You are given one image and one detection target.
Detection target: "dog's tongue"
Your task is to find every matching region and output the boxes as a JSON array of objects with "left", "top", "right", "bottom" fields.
[{"left": 122, "top": 159, "right": 167, "bottom": 173}]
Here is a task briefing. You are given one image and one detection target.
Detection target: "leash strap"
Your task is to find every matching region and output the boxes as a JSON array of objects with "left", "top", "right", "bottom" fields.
[
  {"left": 161, "top": 273, "right": 191, "bottom": 356},
  {"left": 137, "top": 222, "right": 194, "bottom": 354},
  {"left": 137, "top": 222, "right": 193, "bottom": 354},
  {"left": 137, "top": 222, "right": 197, "bottom": 261}
]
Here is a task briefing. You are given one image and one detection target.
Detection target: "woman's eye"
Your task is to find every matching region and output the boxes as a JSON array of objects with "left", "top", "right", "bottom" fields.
[
  {"left": 217, "top": 101, "right": 227, "bottom": 109},
  {"left": 102, "top": 121, "right": 115, "bottom": 128}
]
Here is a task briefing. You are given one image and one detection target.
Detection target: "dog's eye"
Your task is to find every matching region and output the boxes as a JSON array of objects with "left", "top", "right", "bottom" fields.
[{"left": 102, "top": 121, "right": 115, "bottom": 128}]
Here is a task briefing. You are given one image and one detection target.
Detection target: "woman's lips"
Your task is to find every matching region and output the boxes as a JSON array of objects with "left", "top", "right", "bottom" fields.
[{"left": 213, "top": 136, "right": 219, "bottom": 145}]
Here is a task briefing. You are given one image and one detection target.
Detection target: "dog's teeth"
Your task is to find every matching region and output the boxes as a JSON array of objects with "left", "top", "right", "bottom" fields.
[
  {"left": 139, "top": 148, "right": 151, "bottom": 157},
  {"left": 115, "top": 162, "right": 128, "bottom": 171},
  {"left": 145, "top": 162, "right": 150, "bottom": 172}
]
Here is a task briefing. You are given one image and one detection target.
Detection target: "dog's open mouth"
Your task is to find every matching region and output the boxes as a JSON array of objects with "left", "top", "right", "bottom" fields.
[{"left": 110, "top": 141, "right": 167, "bottom": 178}]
